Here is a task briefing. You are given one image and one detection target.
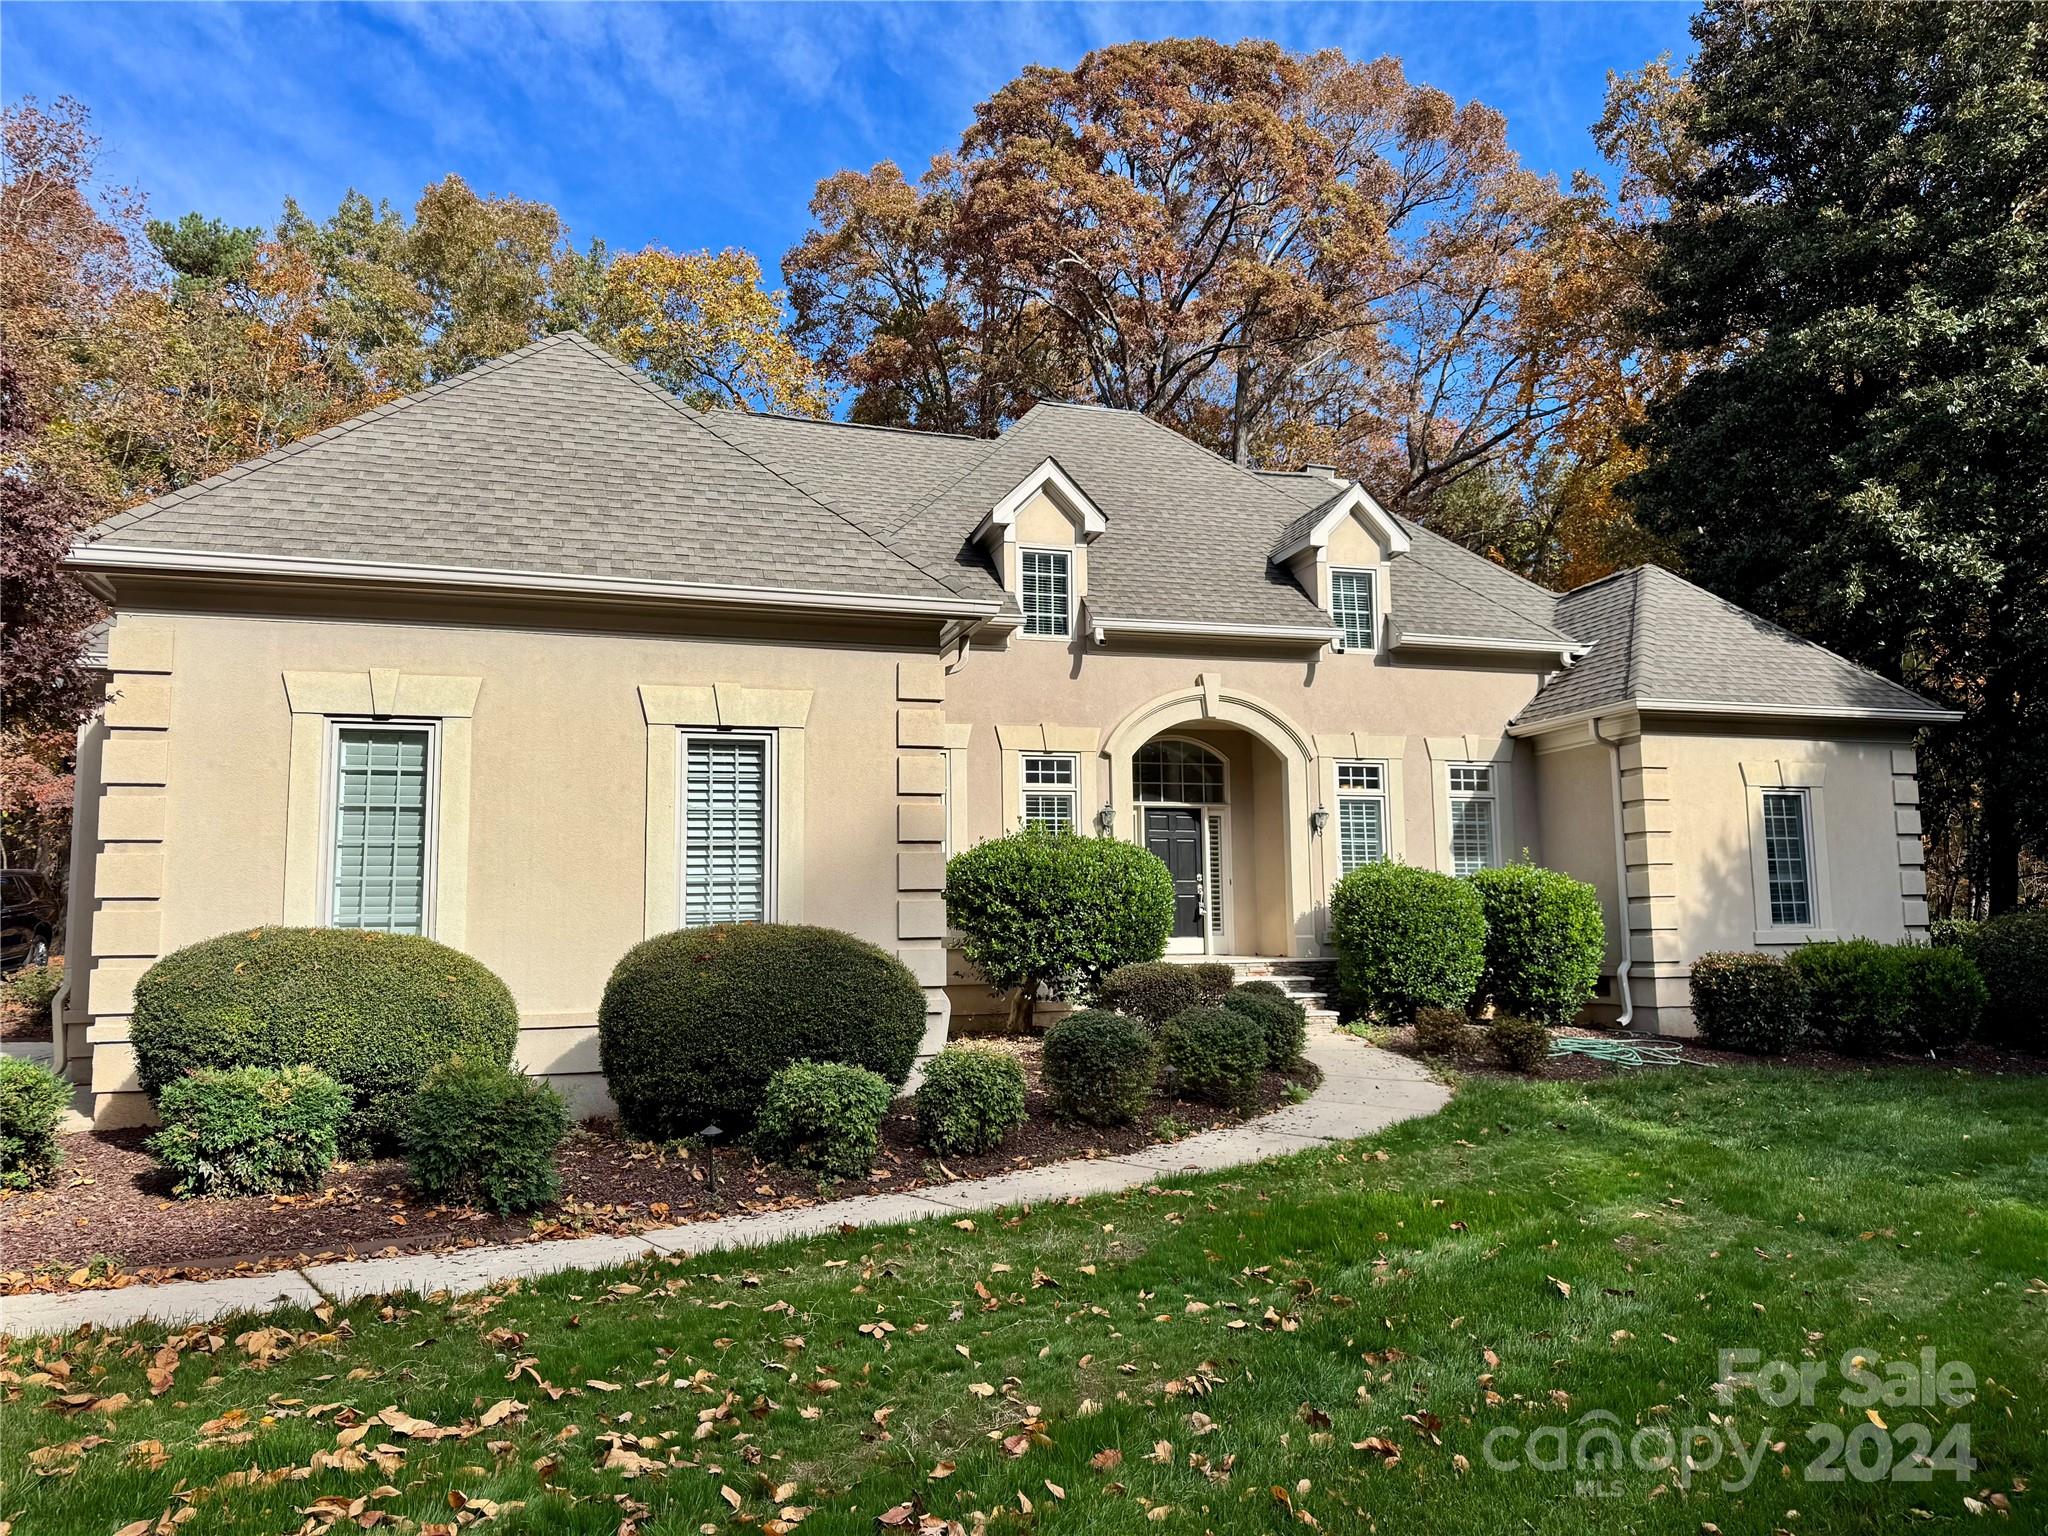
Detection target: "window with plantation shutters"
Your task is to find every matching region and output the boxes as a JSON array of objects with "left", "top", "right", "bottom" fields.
[
  {"left": 683, "top": 733, "right": 773, "bottom": 924},
  {"left": 1020, "top": 753, "right": 1077, "bottom": 833},
  {"left": 1335, "top": 761, "right": 1387, "bottom": 876},
  {"left": 1446, "top": 763, "right": 1498, "bottom": 876},
  {"left": 329, "top": 725, "right": 433, "bottom": 935},
  {"left": 1020, "top": 548, "right": 1071, "bottom": 637},
  {"left": 1330, "top": 568, "right": 1376, "bottom": 651}
]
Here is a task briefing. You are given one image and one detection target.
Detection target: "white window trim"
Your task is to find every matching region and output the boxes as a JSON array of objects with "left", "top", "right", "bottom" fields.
[
  {"left": 1425, "top": 737, "right": 1514, "bottom": 876},
  {"left": 1743, "top": 761, "right": 1836, "bottom": 944},
  {"left": 1018, "top": 751, "right": 1080, "bottom": 832},
  {"left": 1330, "top": 567, "right": 1378, "bottom": 654},
  {"left": 1445, "top": 762, "right": 1501, "bottom": 877},
  {"left": 1334, "top": 758, "right": 1390, "bottom": 877},
  {"left": 1018, "top": 546, "right": 1075, "bottom": 640},
  {"left": 677, "top": 728, "right": 779, "bottom": 926},
  {"left": 320, "top": 718, "right": 441, "bottom": 937}
]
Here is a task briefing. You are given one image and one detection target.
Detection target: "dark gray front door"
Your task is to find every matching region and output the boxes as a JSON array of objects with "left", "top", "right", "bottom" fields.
[{"left": 1144, "top": 807, "right": 1204, "bottom": 940}]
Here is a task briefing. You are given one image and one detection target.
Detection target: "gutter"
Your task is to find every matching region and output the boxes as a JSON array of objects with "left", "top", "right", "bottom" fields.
[
  {"left": 1089, "top": 615, "right": 1344, "bottom": 646},
  {"left": 1510, "top": 697, "right": 1963, "bottom": 736},
  {"left": 1591, "top": 717, "right": 1636, "bottom": 1031},
  {"left": 1394, "top": 631, "right": 1587, "bottom": 667}
]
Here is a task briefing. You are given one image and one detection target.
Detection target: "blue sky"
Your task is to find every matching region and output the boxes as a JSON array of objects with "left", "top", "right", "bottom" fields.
[{"left": 6, "top": 2, "right": 1697, "bottom": 279}]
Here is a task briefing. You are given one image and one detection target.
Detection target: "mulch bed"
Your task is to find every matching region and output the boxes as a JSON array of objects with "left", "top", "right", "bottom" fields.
[
  {"left": 0, "top": 1000, "right": 52, "bottom": 1043},
  {"left": 1376, "top": 1020, "right": 2048, "bottom": 1082},
  {"left": 0, "top": 1037, "right": 1317, "bottom": 1296}
]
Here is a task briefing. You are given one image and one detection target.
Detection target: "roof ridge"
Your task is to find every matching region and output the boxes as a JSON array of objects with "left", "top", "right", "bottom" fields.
[
  {"left": 878, "top": 412, "right": 1027, "bottom": 539},
  {"left": 1623, "top": 567, "right": 1643, "bottom": 699},
  {"left": 1398, "top": 516, "right": 1567, "bottom": 606},
  {"left": 88, "top": 333, "right": 579, "bottom": 542},
  {"left": 706, "top": 407, "right": 990, "bottom": 445},
  {"left": 1388, "top": 520, "right": 1580, "bottom": 645}
]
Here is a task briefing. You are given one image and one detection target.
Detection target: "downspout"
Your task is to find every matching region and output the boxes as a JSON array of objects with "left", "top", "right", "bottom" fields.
[{"left": 1591, "top": 718, "right": 1636, "bottom": 1031}]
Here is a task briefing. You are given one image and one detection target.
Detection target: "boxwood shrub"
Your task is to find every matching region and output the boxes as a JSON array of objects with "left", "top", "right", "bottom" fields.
[
  {"left": 1788, "top": 940, "right": 1911, "bottom": 1054},
  {"left": 131, "top": 928, "right": 518, "bottom": 1153},
  {"left": 915, "top": 1045, "right": 1027, "bottom": 1156},
  {"left": 753, "top": 1061, "right": 893, "bottom": 1180},
  {"left": 1689, "top": 952, "right": 1810, "bottom": 1054},
  {"left": 1191, "top": 962, "right": 1236, "bottom": 1003},
  {"left": 0, "top": 1056, "right": 72, "bottom": 1191},
  {"left": 1096, "top": 961, "right": 1203, "bottom": 1028},
  {"left": 1411, "top": 1007, "right": 1471, "bottom": 1058},
  {"left": 1465, "top": 864, "right": 1605, "bottom": 1027},
  {"left": 1962, "top": 911, "right": 2048, "bottom": 1048},
  {"left": 1482, "top": 1014, "right": 1551, "bottom": 1073},
  {"left": 1158, "top": 1005, "right": 1266, "bottom": 1111},
  {"left": 149, "top": 1065, "right": 348, "bottom": 1198},
  {"left": 405, "top": 1057, "right": 568, "bottom": 1214},
  {"left": 1329, "top": 864, "right": 1486, "bottom": 1022},
  {"left": 1897, "top": 944, "right": 1988, "bottom": 1052},
  {"left": 1221, "top": 986, "right": 1306, "bottom": 1067},
  {"left": 598, "top": 923, "right": 924, "bottom": 1140},
  {"left": 1042, "top": 1009, "right": 1156, "bottom": 1126}
]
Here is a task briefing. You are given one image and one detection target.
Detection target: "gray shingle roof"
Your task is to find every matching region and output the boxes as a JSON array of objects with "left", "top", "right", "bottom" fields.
[
  {"left": 1515, "top": 565, "right": 1955, "bottom": 726},
  {"left": 83, "top": 334, "right": 967, "bottom": 605}
]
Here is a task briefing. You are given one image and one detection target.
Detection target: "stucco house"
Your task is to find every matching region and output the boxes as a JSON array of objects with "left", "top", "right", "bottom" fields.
[{"left": 58, "top": 333, "right": 1957, "bottom": 1126}]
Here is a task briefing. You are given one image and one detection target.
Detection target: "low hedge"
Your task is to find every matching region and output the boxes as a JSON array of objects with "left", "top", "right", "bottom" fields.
[
  {"left": 1962, "top": 912, "right": 2048, "bottom": 1048},
  {"left": 1482, "top": 1015, "right": 1550, "bottom": 1073},
  {"left": 405, "top": 1058, "right": 568, "bottom": 1214},
  {"left": 130, "top": 928, "right": 517, "bottom": 1153},
  {"left": 0, "top": 1057, "right": 72, "bottom": 1191},
  {"left": 149, "top": 1065, "right": 348, "bottom": 1198},
  {"left": 915, "top": 1045, "right": 1027, "bottom": 1156},
  {"left": 1096, "top": 962, "right": 1204, "bottom": 1028},
  {"left": 1689, "top": 952, "right": 1809, "bottom": 1054},
  {"left": 1221, "top": 986, "right": 1306, "bottom": 1068},
  {"left": 1042, "top": 1009, "right": 1156, "bottom": 1126},
  {"left": 1158, "top": 1006, "right": 1266, "bottom": 1111},
  {"left": 597, "top": 924, "right": 924, "bottom": 1140},
  {"left": 1329, "top": 864, "right": 1486, "bottom": 1023},
  {"left": 1465, "top": 864, "right": 1605, "bottom": 1027},
  {"left": 753, "top": 1061, "right": 893, "bottom": 1180},
  {"left": 1789, "top": 940, "right": 1910, "bottom": 1054},
  {"left": 1897, "top": 944, "right": 1987, "bottom": 1052}
]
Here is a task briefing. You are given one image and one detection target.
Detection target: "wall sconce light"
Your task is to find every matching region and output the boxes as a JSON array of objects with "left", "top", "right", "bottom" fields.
[
  {"left": 1094, "top": 802, "right": 1116, "bottom": 835},
  {"left": 1309, "top": 807, "right": 1330, "bottom": 836}
]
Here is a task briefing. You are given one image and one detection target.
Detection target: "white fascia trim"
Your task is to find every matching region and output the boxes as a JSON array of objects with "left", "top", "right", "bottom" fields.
[
  {"left": 1395, "top": 630, "right": 1587, "bottom": 664},
  {"left": 1268, "top": 482, "right": 1411, "bottom": 561},
  {"left": 974, "top": 455, "right": 1108, "bottom": 546},
  {"left": 1508, "top": 697, "right": 1964, "bottom": 737},
  {"left": 67, "top": 544, "right": 1004, "bottom": 621},
  {"left": 1089, "top": 615, "right": 1345, "bottom": 645}
]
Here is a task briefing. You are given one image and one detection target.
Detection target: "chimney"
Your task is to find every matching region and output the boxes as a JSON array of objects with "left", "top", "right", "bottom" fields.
[{"left": 1302, "top": 463, "right": 1344, "bottom": 485}]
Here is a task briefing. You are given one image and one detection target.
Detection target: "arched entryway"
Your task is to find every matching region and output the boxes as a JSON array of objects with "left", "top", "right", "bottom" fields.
[{"left": 1131, "top": 738, "right": 1231, "bottom": 953}]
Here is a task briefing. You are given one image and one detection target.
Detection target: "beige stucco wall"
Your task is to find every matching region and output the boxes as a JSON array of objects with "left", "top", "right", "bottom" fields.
[{"left": 1530, "top": 738, "right": 1625, "bottom": 1021}]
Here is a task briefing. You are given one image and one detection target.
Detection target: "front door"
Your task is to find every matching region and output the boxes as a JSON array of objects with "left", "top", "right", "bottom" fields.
[{"left": 1144, "top": 807, "right": 1205, "bottom": 949}]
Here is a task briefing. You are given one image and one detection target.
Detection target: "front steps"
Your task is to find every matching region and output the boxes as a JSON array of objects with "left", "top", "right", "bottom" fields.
[{"left": 1179, "top": 956, "right": 1343, "bottom": 1026}]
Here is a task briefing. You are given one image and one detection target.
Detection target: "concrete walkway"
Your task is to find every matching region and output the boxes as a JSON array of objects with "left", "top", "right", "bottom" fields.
[{"left": 0, "top": 1022, "right": 1448, "bottom": 1338}]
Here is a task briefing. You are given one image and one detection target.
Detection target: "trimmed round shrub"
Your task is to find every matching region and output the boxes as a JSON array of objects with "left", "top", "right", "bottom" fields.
[
  {"left": 915, "top": 1045, "right": 1027, "bottom": 1156},
  {"left": 753, "top": 1060, "right": 892, "bottom": 1180},
  {"left": 1465, "top": 864, "right": 1606, "bottom": 1027},
  {"left": 1191, "top": 962, "right": 1236, "bottom": 1003},
  {"left": 1789, "top": 939, "right": 1912, "bottom": 1055},
  {"left": 1097, "top": 961, "right": 1204, "bottom": 1028},
  {"left": 0, "top": 1056, "right": 72, "bottom": 1191},
  {"left": 598, "top": 924, "right": 924, "bottom": 1140},
  {"left": 1411, "top": 1007, "right": 1471, "bottom": 1058},
  {"left": 1689, "top": 952, "right": 1810, "bottom": 1054},
  {"left": 1482, "top": 1015, "right": 1551, "bottom": 1073},
  {"left": 149, "top": 1065, "right": 348, "bottom": 1198},
  {"left": 131, "top": 928, "right": 517, "bottom": 1153},
  {"left": 1963, "top": 912, "right": 2048, "bottom": 1048},
  {"left": 945, "top": 831, "right": 1174, "bottom": 1026},
  {"left": 1221, "top": 986, "right": 1306, "bottom": 1068},
  {"left": 405, "top": 1057, "right": 568, "bottom": 1214},
  {"left": 1329, "top": 864, "right": 1486, "bottom": 1023},
  {"left": 1042, "top": 1009, "right": 1156, "bottom": 1126},
  {"left": 1232, "top": 979, "right": 1294, "bottom": 1008},
  {"left": 1158, "top": 1006, "right": 1266, "bottom": 1111},
  {"left": 1896, "top": 944, "right": 1988, "bottom": 1052}
]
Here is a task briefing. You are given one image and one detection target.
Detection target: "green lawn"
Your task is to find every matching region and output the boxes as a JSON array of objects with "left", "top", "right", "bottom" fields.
[{"left": 5, "top": 1068, "right": 2043, "bottom": 1534}]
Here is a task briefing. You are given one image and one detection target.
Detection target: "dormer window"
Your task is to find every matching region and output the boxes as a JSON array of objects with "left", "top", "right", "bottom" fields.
[
  {"left": 1021, "top": 548, "right": 1072, "bottom": 638},
  {"left": 1331, "top": 569, "right": 1377, "bottom": 651}
]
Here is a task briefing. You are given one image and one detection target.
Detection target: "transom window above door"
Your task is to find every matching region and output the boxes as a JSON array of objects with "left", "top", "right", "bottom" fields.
[{"left": 1133, "top": 739, "right": 1227, "bottom": 803}]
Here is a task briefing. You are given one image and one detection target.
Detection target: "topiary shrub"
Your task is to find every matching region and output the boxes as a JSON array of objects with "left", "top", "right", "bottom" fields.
[
  {"left": 1222, "top": 986, "right": 1306, "bottom": 1068},
  {"left": 131, "top": 928, "right": 517, "bottom": 1153},
  {"left": 1158, "top": 1006, "right": 1266, "bottom": 1111},
  {"left": 1689, "top": 952, "right": 1809, "bottom": 1054},
  {"left": 1465, "top": 864, "right": 1606, "bottom": 1027},
  {"left": 1328, "top": 864, "right": 1486, "bottom": 1023},
  {"left": 597, "top": 924, "right": 924, "bottom": 1140},
  {"left": 1191, "top": 962, "right": 1236, "bottom": 1003},
  {"left": 1042, "top": 1009, "right": 1156, "bottom": 1126},
  {"left": 149, "top": 1065, "right": 348, "bottom": 1198},
  {"left": 753, "top": 1061, "right": 892, "bottom": 1180},
  {"left": 1097, "top": 961, "right": 1204, "bottom": 1028},
  {"left": 405, "top": 1057, "right": 568, "bottom": 1213},
  {"left": 1788, "top": 939, "right": 1912, "bottom": 1055},
  {"left": 0, "top": 1057, "right": 72, "bottom": 1190},
  {"left": 1963, "top": 912, "right": 2048, "bottom": 1048},
  {"left": 1482, "top": 1015, "right": 1550, "bottom": 1073},
  {"left": 1411, "top": 1007, "right": 1471, "bottom": 1058},
  {"left": 945, "top": 830, "right": 1174, "bottom": 1028},
  {"left": 1896, "top": 944, "right": 1988, "bottom": 1052},
  {"left": 915, "top": 1045, "right": 1027, "bottom": 1156}
]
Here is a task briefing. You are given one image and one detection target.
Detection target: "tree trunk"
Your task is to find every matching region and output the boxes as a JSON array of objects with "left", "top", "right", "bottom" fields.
[
  {"left": 1229, "top": 350, "right": 1253, "bottom": 465},
  {"left": 1984, "top": 778, "right": 2021, "bottom": 916}
]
